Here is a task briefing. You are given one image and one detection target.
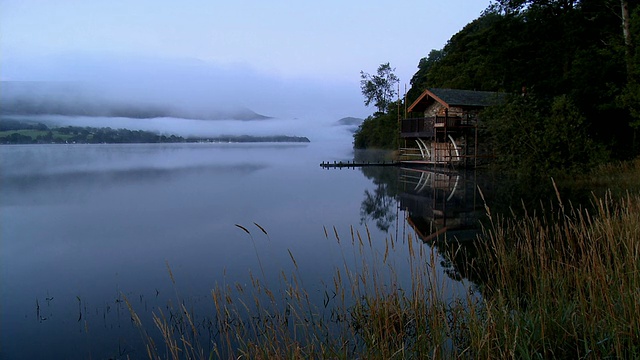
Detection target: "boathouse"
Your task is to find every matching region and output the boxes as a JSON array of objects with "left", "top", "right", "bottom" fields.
[{"left": 400, "top": 88, "right": 505, "bottom": 167}]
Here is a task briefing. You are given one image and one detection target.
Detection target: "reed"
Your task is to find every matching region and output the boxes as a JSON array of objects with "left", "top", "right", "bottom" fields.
[
  {"left": 124, "top": 190, "right": 640, "bottom": 359},
  {"left": 471, "top": 189, "right": 640, "bottom": 358},
  {"left": 564, "top": 157, "right": 640, "bottom": 195}
]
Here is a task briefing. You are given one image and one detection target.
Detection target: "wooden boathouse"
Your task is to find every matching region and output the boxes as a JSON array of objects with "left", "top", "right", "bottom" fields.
[{"left": 400, "top": 88, "right": 505, "bottom": 167}]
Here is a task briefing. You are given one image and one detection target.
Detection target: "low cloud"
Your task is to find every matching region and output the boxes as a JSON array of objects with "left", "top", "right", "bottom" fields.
[{"left": 1, "top": 52, "right": 368, "bottom": 122}]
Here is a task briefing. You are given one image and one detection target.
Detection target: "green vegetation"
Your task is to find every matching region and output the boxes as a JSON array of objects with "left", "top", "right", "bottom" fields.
[
  {"left": 357, "top": 1, "right": 640, "bottom": 171},
  {"left": 0, "top": 120, "right": 186, "bottom": 144},
  {"left": 482, "top": 94, "right": 608, "bottom": 176},
  {"left": 572, "top": 157, "right": 640, "bottom": 194},
  {"left": 354, "top": 63, "right": 401, "bottom": 149},
  {"left": 352, "top": 109, "right": 400, "bottom": 149},
  {"left": 0, "top": 120, "right": 310, "bottom": 144},
  {"left": 471, "top": 189, "right": 640, "bottom": 358},
  {"left": 360, "top": 62, "right": 399, "bottom": 115}
]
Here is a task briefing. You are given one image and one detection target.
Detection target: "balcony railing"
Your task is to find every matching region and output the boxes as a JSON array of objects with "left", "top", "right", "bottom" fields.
[
  {"left": 401, "top": 116, "right": 468, "bottom": 138},
  {"left": 401, "top": 117, "right": 435, "bottom": 138},
  {"left": 434, "top": 116, "right": 461, "bottom": 127}
]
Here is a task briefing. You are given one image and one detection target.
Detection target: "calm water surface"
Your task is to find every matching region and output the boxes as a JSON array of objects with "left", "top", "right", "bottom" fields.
[{"left": 1, "top": 142, "right": 478, "bottom": 359}]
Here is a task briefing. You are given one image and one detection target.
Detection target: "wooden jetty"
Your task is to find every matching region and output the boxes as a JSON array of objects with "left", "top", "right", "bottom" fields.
[
  {"left": 320, "top": 160, "right": 399, "bottom": 169},
  {"left": 320, "top": 159, "right": 461, "bottom": 169}
]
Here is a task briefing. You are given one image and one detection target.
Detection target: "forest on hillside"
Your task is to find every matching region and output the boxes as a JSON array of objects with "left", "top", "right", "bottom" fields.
[
  {"left": 355, "top": 0, "right": 639, "bottom": 175},
  {"left": 0, "top": 120, "right": 310, "bottom": 144}
]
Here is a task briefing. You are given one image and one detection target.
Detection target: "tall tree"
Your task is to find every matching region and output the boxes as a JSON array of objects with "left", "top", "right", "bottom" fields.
[
  {"left": 360, "top": 63, "right": 399, "bottom": 114},
  {"left": 621, "top": 0, "right": 632, "bottom": 74},
  {"left": 406, "top": 0, "right": 639, "bottom": 159},
  {"left": 406, "top": 49, "right": 443, "bottom": 104}
]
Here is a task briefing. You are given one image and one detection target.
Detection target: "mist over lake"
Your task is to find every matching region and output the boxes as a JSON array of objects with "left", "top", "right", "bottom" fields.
[{"left": 0, "top": 53, "right": 371, "bottom": 144}]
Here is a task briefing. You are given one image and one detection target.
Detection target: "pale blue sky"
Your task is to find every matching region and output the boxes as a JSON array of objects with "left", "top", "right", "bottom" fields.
[
  {"left": 1, "top": 0, "right": 492, "bottom": 122},
  {"left": 2, "top": 0, "right": 491, "bottom": 83}
]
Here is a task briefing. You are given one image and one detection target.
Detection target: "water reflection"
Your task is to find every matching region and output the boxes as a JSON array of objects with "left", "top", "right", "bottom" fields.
[
  {"left": 398, "top": 167, "right": 483, "bottom": 243},
  {"left": 359, "top": 168, "right": 398, "bottom": 232},
  {"left": 356, "top": 156, "right": 608, "bottom": 286},
  {"left": 1, "top": 163, "right": 266, "bottom": 206},
  {"left": 1, "top": 144, "right": 480, "bottom": 359},
  {"left": 357, "top": 163, "right": 489, "bottom": 283},
  {"left": 398, "top": 167, "right": 488, "bottom": 284}
]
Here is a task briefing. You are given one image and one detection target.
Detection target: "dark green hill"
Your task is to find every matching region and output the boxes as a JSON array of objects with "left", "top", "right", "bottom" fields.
[{"left": 355, "top": 1, "right": 639, "bottom": 167}]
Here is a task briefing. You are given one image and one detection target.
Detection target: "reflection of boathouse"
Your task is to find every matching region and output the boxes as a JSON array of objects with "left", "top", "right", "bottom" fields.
[
  {"left": 400, "top": 88, "right": 504, "bottom": 167},
  {"left": 398, "top": 167, "right": 482, "bottom": 243}
]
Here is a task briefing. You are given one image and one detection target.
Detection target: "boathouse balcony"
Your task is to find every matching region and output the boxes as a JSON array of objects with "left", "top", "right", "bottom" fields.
[
  {"left": 401, "top": 117, "right": 435, "bottom": 138},
  {"left": 401, "top": 116, "right": 467, "bottom": 138}
]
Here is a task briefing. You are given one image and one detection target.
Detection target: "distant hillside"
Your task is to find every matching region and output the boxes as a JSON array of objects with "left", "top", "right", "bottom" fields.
[
  {"left": 0, "top": 81, "right": 271, "bottom": 121},
  {"left": 337, "top": 117, "right": 363, "bottom": 126},
  {"left": 335, "top": 117, "right": 363, "bottom": 134},
  {"left": 0, "top": 120, "right": 309, "bottom": 144}
]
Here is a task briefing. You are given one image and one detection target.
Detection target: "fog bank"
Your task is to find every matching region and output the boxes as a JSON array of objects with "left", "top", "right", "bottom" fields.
[{"left": 1, "top": 52, "right": 368, "bottom": 121}]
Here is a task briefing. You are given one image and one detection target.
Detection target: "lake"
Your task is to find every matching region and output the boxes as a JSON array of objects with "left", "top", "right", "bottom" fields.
[{"left": 0, "top": 141, "right": 483, "bottom": 359}]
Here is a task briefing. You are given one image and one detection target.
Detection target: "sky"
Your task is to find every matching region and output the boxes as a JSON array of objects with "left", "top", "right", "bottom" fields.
[{"left": 1, "top": 0, "right": 492, "bottom": 128}]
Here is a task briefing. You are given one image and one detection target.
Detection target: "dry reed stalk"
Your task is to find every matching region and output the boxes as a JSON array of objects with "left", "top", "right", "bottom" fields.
[
  {"left": 473, "top": 190, "right": 640, "bottom": 358},
  {"left": 124, "top": 185, "right": 639, "bottom": 359}
]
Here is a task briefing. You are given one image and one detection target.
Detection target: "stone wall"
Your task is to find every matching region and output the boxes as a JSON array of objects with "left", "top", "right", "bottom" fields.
[{"left": 423, "top": 104, "right": 482, "bottom": 119}]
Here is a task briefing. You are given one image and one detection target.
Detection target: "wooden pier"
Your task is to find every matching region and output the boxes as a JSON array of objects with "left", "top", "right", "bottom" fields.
[
  {"left": 320, "top": 160, "right": 464, "bottom": 169},
  {"left": 320, "top": 160, "right": 399, "bottom": 169}
]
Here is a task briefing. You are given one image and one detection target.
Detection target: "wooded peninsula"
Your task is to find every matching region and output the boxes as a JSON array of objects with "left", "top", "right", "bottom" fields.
[
  {"left": 355, "top": 0, "right": 639, "bottom": 176},
  {"left": 0, "top": 120, "right": 310, "bottom": 144}
]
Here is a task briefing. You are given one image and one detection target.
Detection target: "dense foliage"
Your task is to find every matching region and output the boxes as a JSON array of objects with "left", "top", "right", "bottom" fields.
[
  {"left": 408, "top": 0, "right": 639, "bottom": 170},
  {"left": 0, "top": 121, "right": 185, "bottom": 144},
  {"left": 482, "top": 94, "right": 608, "bottom": 176},
  {"left": 360, "top": 63, "right": 399, "bottom": 115},
  {"left": 358, "top": 1, "right": 640, "bottom": 168},
  {"left": 354, "top": 63, "right": 401, "bottom": 149},
  {"left": 352, "top": 109, "right": 399, "bottom": 149}
]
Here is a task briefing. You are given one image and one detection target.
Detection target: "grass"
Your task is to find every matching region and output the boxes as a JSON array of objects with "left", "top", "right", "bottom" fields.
[
  {"left": 563, "top": 157, "right": 640, "bottom": 195},
  {"left": 470, "top": 187, "right": 640, "bottom": 358},
  {"left": 123, "top": 165, "right": 640, "bottom": 359}
]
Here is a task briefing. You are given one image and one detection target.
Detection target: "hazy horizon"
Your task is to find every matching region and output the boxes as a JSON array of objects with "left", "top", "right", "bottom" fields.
[{"left": 1, "top": 0, "right": 492, "bottom": 141}]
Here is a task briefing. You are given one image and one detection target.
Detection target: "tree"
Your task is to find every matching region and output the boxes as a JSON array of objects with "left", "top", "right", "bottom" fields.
[
  {"left": 621, "top": 0, "right": 632, "bottom": 75},
  {"left": 358, "top": 161, "right": 399, "bottom": 231},
  {"left": 407, "top": 11, "right": 519, "bottom": 94},
  {"left": 492, "top": 0, "right": 578, "bottom": 14},
  {"left": 407, "top": 49, "right": 444, "bottom": 104},
  {"left": 483, "top": 93, "right": 606, "bottom": 175},
  {"left": 405, "top": 1, "right": 639, "bottom": 160},
  {"left": 360, "top": 63, "right": 399, "bottom": 114},
  {"left": 353, "top": 111, "right": 399, "bottom": 149}
]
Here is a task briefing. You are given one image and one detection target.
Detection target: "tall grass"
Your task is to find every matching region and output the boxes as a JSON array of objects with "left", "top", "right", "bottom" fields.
[
  {"left": 125, "top": 190, "right": 640, "bottom": 359},
  {"left": 566, "top": 157, "right": 640, "bottom": 195},
  {"left": 470, "top": 189, "right": 640, "bottom": 358}
]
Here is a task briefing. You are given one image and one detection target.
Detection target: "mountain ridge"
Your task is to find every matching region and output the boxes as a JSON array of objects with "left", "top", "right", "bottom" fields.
[{"left": 0, "top": 81, "right": 271, "bottom": 121}]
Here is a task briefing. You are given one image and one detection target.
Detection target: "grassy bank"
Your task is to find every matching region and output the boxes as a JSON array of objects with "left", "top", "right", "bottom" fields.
[
  {"left": 570, "top": 157, "right": 640, "bottom": 195},
  {"left": 470, "top": 188, "right": 640, "bottom": 358},
  {"left": 125, "top": 172, "right": 640, "bottom": 359}
]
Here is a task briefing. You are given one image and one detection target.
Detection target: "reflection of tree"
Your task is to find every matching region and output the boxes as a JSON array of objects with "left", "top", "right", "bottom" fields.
[
  {"left": 360, "top": 183, "right": 396, "bottom": 232},
  {"left": 355, "top": 150, "right": 399, "bottom": 232}
]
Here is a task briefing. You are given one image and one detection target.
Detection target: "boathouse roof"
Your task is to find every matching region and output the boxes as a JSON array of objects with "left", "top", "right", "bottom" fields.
[{"left": 408, "top": 88, "right": 506, "bottom": 113}]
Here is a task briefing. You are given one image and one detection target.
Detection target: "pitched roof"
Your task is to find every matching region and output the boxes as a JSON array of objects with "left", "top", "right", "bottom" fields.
[{"left": 408, "top": 88, "right": 506, "bottom": 112}]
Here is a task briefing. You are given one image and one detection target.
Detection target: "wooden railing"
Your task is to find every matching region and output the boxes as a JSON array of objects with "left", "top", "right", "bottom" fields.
[
  {"left": 401, "top": 117, "right": 435, "bottom": 138},
  {"left": 434, "top": 116, "right": 461, "bottom": 127},
  {"left": 401, "top": 116, "right": 467, "bottom": 138}
]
